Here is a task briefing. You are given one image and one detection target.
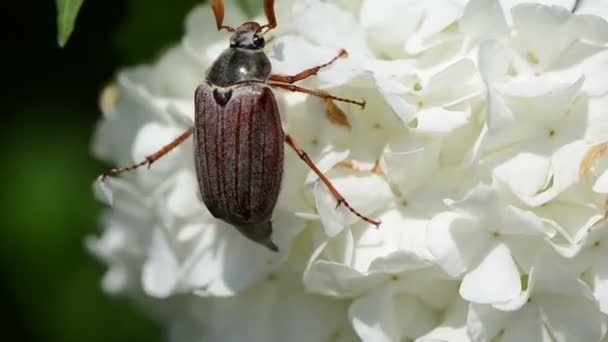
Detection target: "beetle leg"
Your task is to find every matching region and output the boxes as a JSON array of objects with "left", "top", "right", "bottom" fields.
[
  {"left": 269, "top": 49, "right": 347, "bottom": 84},
  {"left": 284, "top": 134, "right": 381, "bottom": 227},
  {"left": 100, "top": 127, "right": 193, "bottom": 180},
  {"left": 211, "top": 0, "right": 235, "bottom": 32},
  {"left": 269, "top": 82, "right": 365, "bottom": 109}
]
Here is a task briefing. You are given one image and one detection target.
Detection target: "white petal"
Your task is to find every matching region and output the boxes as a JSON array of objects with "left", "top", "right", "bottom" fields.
[
  {"left": 592, "top": 251, "right": 608, "bottom": 314},
  {"left": 575, "top": 0, "right": 608, "bottom": 22},
  {"left": 467, "top": 303, "right": 512, "bottom": 342},
  {"left": 93, "top": 177, "right": 149, "bottom": 218},
  {"left": 101, "top": 266, "right": 129, "bottom": 294},
  {"left": 186, "top": 212, "right": 303, "bottom": 296},
  {"left": 450, "top": 184, "right": 501, "bottom": 225},
  {"left": 165, "top": 101, "right": 194, "bottom": 127},
  {"left": 593, "top": 168, "right": 608, "bottom": 193},
  {"left": 500, "top": 206, "right": 548, "bottom": 236},
  {"left": 292, "top": 0, "right": 367, "bottom": 53},
  {"left": 349, "top": 285, "right": 399, "bottom": 342},
  {"left": 394, "top": 294, "right": 441, "bottom": 340},
  {"left": 508, "top": 4, "right": 571, "bottom": 68},
  {"left": 394, "top": 267, "right": 460, "bottom": 311},
  {"left": 579, "top": 50, "right": 608, "bottom": 96},
  {"left": 533, "top": 255, "right": 595, "bottom": 300},
  {"left": 427, "top": 212, "right": 491, "bottom": 277},
  {"left": 142, "top": 228, "right": 179, "bottom": 298},
  {"left": 495, "top": 76, "right": 583, "bottom": 128},
  {"left": 461, "top": 0, "right": 509, "bottom": 43},
  {"left": 353, "top": 206, "right": 436, "bottom": 265},
  {"left": 510, "top": 4, "right": 608, "bottom": 71},
  {"left": 133, "top": 46, "right": 200, "bottom": 98},
  {"left": 93, "top": 176, "right": 115, "bottom": 206},
  {"left": 493, "top": 153, "right": 551, "bottom": 198},
  {"left": 379, "top": 89, "right": 418, "bottom": 125},
  {"left": 585, "top": 94, "right": 608, "bottom": 142},
  {"left": 185, "top": 271, "right": 350, "bottom": 342},
  {"left": 176, "top": 223, "right": 204, "bottom": 242},
  {"left": 419, "top": 59, "right": 483, "bottom": 108},
  {"left": 304, "top": 260, "right": 387, "bottom": 297},
  {"left": 519, "top": 141, "right": 588, "bottom": 206},
  {"left": 404, "top": 0, "right": 464, "bottom": 54},
  {"left": 369, "top": 250, "right": 430, "bottom": 274},
  {"left": 492, "top": 265, "right": 536, "bottom": 311},
  {"left": 502, "top": 305, "right": 550, "bottom": 342},
  {"left": 416, "top": 299, "right": 471, "bottom": 342},
  {"left": 414, "top": 108, "right": 470, "bottom": 134},
  {"left": 381, "top": 139, "right": 441, "bottom": 196},
  {"left": 360, "top": 0, "right": 422, "bottom": 57},
  {"left": 166, "top": 170, "right": 206, "bottom": 218},
  {"left": 460, "top": 244, "right": 521, "bottom": 304},
  {"left": 478, "top": 40, "right": 510, "bottom": 85},
  {"left": 412, "top": 0, "right": 463, "bottom": 41},
  {"left": 540, "top": 295, "right": 604, "bottom": 342},
  {"left": 535, "top": 198, "right": 604, "bottom": 244}
]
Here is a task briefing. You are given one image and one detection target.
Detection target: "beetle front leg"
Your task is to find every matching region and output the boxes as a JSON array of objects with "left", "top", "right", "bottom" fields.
[
  {"left": 100, "top": 127, "right": 193, "bottom": 180},
  {"left": 269, "top": 49, "right": 347, "bottom": 84},
  {"left": 284, "top": 134, "right": 381, "bottom": 227},
  {"left": 270, "top": 82, "right": 365, "bottom": 108}
]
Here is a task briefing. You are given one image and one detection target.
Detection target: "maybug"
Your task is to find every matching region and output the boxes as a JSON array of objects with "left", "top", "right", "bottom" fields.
[{"left": 100, "top": 0, "right": 381, "bottom": 251}]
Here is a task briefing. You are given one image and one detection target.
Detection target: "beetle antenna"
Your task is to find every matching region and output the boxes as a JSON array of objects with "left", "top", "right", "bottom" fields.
[
  {"left": 259, "top": 0, "right": 277, "bottom": 34},
  {"left": 220, "top": 26, "right": 236, "bottom": 33},
  {"left": 211, "top": 0, "right": 236, "bottom": 32}
]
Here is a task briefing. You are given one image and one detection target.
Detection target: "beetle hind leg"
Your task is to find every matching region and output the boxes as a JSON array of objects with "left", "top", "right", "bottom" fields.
[{"left": 284, "top": 134, "right": 381, "bottom": 228}]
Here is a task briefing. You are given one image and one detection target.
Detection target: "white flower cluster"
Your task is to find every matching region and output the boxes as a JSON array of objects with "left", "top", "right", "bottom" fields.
[{"left": 89, "top": 0, "right": 608, "bottom": 341}]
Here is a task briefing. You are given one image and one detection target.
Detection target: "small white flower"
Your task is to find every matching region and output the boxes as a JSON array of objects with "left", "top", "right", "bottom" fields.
[
  {"left": 570, "top": 221, "right": 608, "bottom": 314},
  {"left": 467, "top": 255, "right": 606, "bottom": 342},
  {"left": 169, "top": 268, "right": 356, "bottom": 342},
  {"left": 348, "top": 257, "right": 459, "bottom": 342},
  {"left": 427, "top": 184, "right": 555, "bottom": 305}
]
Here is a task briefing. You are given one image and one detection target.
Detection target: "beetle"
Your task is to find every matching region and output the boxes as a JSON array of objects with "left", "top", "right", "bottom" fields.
[{"left": 101, "top": 0, "right": 381, "bottom": 251}]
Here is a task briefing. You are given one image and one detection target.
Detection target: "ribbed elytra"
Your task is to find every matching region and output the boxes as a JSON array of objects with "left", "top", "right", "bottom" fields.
[
  {"left": 100, "top": 0, "right": 381, "bottom": 252},
  {"left": 194, "top": 84, "right": 283, "bottom": 251}
]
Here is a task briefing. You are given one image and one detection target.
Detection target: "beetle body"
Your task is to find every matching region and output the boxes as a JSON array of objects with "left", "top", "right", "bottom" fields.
[
  {"left": 193, "top": 22, "right": 283, "bottom": 251},
  {"left": 100, "top": 1, "right": 380, "bottom": 252}
]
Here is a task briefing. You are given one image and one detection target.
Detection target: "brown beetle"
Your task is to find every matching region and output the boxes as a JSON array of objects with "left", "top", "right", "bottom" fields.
[{"left": 101, "top": 0, "right": 380, "bottom": 251}]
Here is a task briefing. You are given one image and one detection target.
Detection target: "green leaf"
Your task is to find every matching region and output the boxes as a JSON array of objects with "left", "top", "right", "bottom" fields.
[{"left": 56, "top": 0, "right": 84, "bottom": 47}]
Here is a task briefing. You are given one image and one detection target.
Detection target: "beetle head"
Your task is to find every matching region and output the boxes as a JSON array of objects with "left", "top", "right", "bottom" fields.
[{"left": 230, "top": 22, "right": 266, "bottom": 50}]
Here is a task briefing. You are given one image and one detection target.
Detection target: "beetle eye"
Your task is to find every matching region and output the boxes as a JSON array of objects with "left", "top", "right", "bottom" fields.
[{"left": 253, "top": 36, "right": 264, "bottom": 48}]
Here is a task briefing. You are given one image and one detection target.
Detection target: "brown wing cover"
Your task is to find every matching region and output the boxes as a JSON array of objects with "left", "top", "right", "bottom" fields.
[{"left": 194, "top": 83, "right": 284, "bottom": 227}]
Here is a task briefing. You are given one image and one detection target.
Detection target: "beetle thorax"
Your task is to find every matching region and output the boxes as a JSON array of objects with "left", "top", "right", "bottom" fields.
[{"left": 206, "top": 46, "right": 271, "bottom": 87}]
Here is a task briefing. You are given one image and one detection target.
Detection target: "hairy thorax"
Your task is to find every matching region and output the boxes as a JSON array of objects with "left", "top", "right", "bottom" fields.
[{"left": 206, "top": 48, "right": 272, "bottom": 87}]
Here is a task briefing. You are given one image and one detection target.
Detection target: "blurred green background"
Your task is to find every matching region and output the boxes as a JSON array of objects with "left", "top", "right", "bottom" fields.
[{"left": 2, "top": 0, "right": 216, "bottom": 341}]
